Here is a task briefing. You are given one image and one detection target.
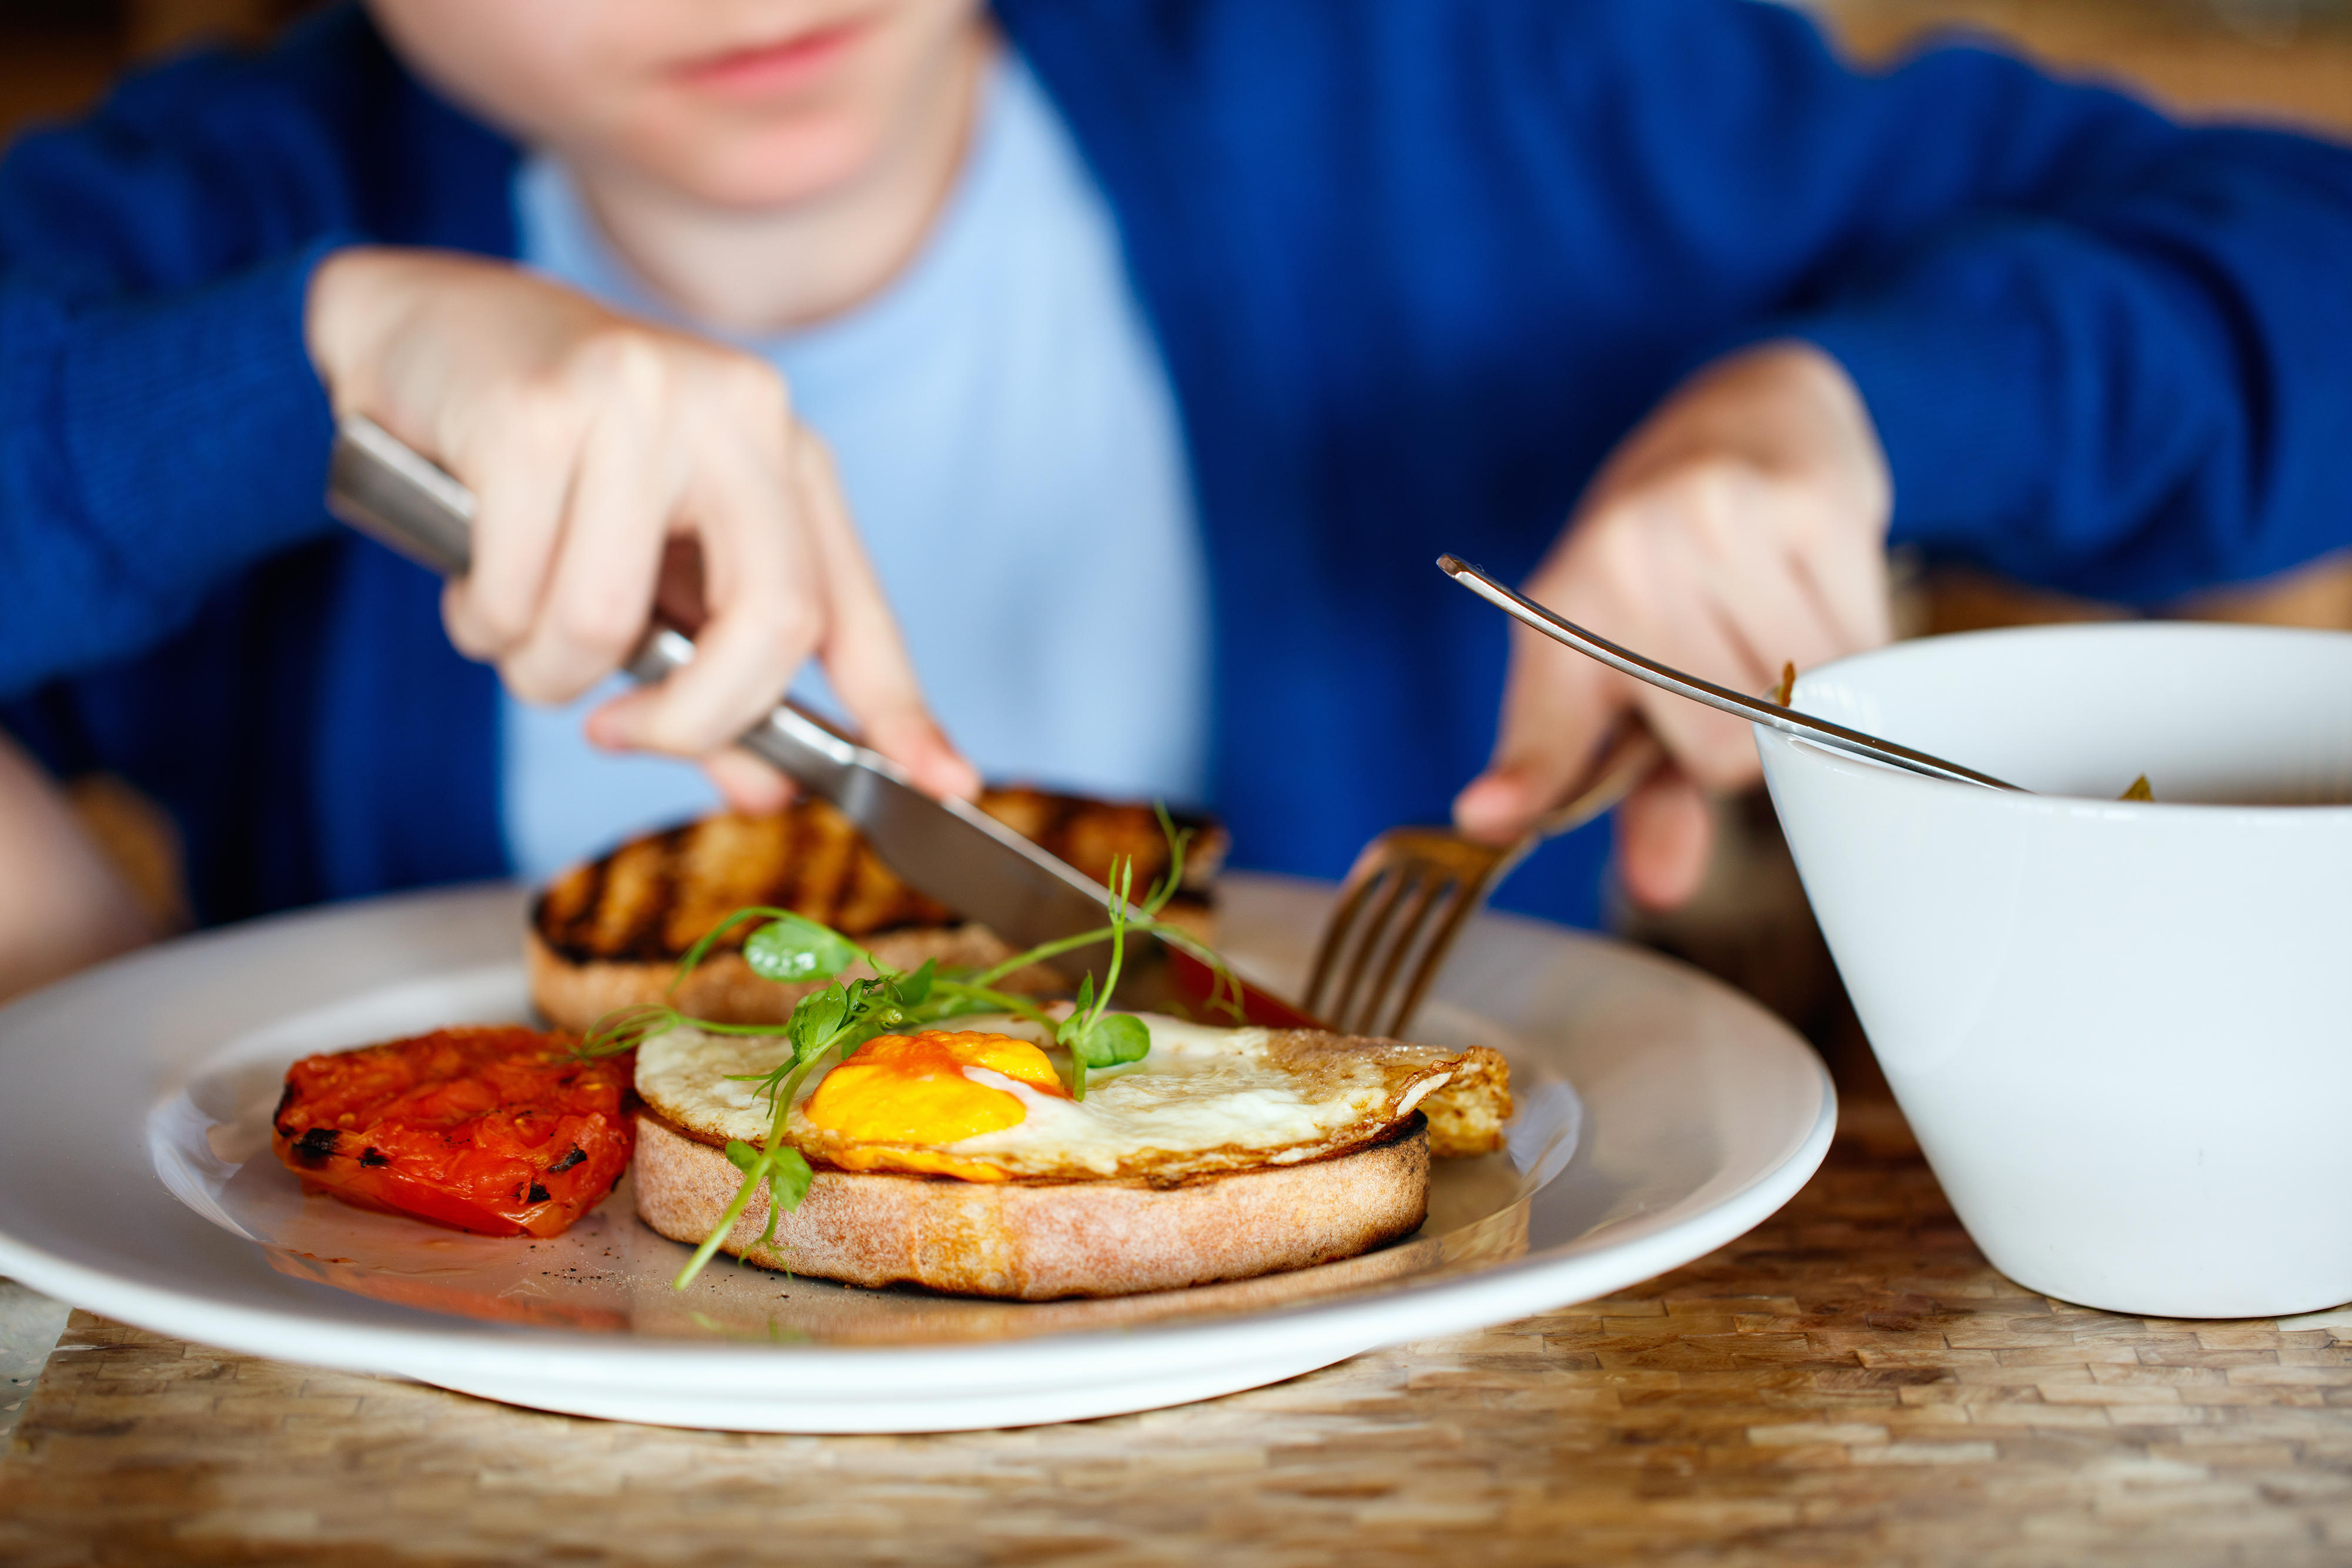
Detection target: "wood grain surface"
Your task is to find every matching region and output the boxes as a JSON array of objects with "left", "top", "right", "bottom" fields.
[{"left": 5, "top": 1094, "right": 2350, "bottom": 1567}]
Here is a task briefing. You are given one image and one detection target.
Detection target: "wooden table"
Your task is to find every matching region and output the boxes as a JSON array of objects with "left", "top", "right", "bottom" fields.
[{"left": 6, "top": 1090, "right": 2350, "bottom": 1567}]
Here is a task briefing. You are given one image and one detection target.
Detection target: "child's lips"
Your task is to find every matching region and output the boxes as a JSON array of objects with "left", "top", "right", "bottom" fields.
[{"left": 676, "top": 21, "right": 869, "bottom": 98}]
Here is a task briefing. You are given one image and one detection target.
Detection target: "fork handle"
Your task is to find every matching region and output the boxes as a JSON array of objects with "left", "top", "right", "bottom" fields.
[{"left": 1524, "top": 718, "right": 1666, "bottom": 845}]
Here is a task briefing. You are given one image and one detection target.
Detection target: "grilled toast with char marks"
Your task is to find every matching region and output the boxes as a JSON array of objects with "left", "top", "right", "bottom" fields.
[{"left": 527, "top": 788, "right": 1224, "bottom": 1032}]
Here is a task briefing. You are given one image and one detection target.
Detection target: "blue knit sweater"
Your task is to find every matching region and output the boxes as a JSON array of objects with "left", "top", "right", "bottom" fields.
[{"left": 5, "top": 1, "right": 2351, "bottom": 929}]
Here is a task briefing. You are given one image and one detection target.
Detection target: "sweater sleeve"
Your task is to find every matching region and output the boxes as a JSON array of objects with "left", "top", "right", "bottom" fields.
[
  {"left": 0, "top": 30, "right": 380, "bottom": 701},
  {"left": 1637, "top": 6, "right": 2352, "bottom": 603},
  {"left": 1009, "top": 0, "right": 2352, "bottom": 610},
  {"left": 1783, "top": 121, "right": 2352, "bottom": 602},
  {"left": 0, "top": 243, "right": 346, "bottom": 698}
]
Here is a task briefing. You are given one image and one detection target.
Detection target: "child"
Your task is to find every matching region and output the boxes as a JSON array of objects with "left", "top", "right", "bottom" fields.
[{"left": 4, "top": 0, "right": 2350, "bottom": 991}]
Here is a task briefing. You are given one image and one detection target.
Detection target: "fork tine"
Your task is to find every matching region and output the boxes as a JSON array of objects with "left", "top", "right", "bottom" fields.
[
  {"left": 1307, "top": 830, "right": 1522, "bottom": 1037},
  {"left": 1357, "top": 867, "right": 1456, "bottom": 1037},
  {"left": 1304, "top": 852, "right": 1395, "bottom": 1021},
  {"left": 1326, "top": 862, "right": 1419, "bottom": 1034},
  {"left": 1308, "top": 717, "right": 1666, "bottom": 1038},
  {"left": 1377, "top": 861, "right": 1509, "bottom": 1038}
]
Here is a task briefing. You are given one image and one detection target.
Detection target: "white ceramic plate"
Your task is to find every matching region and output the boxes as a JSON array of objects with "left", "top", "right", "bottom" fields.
[{"left": 0, "top": 874, "right": 1832, "bottom": 1432}]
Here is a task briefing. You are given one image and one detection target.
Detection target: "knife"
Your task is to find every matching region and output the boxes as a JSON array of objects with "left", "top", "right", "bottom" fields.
[{"left": 325, "top": 414, "right": 1326, "bottom": 1029}]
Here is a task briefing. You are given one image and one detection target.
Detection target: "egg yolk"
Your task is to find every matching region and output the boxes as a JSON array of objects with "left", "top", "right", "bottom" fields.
[{"left": 803, "top": 1031, "right": 1067, "bottom": 1181}]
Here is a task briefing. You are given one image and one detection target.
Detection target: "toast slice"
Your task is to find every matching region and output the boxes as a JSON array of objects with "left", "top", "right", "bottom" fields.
[
  {"left": 528, "top": 789, "right": 1225, "bottom": 1032},
  {"left": 630, "top": 1014, "right": 1507, "bottom": 1297},
  {"left": 633, "top": 1109, "right": 1433, "bottom": 1299}
]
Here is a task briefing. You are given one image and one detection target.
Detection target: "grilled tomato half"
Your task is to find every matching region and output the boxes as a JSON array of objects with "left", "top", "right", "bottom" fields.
[{"left": 270, "top": 1026, "right": 633, "bottom": 1238}]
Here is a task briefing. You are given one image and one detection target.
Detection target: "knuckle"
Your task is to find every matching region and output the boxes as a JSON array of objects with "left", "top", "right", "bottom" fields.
[
  {"left": 551, "top": 588, "right": 645, "bottom": 658},
  {"left": 470, "top": 600, "right": 533, "bottom": 651},
  {"left": 569, "top": 326, "right": 672, "bottom": 406},
  {"left": 467, "top": 376, "right": 572, "bottom": 459},
  {"left": 442, "top": 616, "right": 493, "bottom": 661},
  {"left": 766, "top": 593, "right": 823, "bottom": 663},
  {"left": 724, "top": 356, "right": 791, "bottom": 424},
  {"left": 1668, "top": 461, "right": 1749, "bottom": 535},
  {"left": 637, "top": 702, "right": 719, "bottom": 757},
  {"left": 497, "top": 658, "right": 568, "bottom": 708},
  {"left": 454, "top": 582, "right": 532, "bottom": 650},
  {"left": 1579, "top": 520, "right": 1651, "bottom": 606},
  {"left": 722, "top": 574, "right": 822, "bottom": 669}
]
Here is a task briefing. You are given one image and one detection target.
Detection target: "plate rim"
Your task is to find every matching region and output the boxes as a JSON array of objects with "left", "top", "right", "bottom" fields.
[{"left": 0, "top": 877, "right": 1835, "bottom": 1411}]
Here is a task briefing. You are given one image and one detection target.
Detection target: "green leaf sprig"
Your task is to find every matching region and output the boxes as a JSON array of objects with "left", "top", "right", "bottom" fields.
[
  {"left": 1055, "top": 860, "right": 1148, "bottom": 1101},
  {"left": 577, "top": 805, "right": 1232, "bottom": 1290}
]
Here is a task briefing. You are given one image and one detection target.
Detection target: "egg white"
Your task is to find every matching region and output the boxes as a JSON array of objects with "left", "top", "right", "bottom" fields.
[{"left": 634, "top": 1011, "right": 1456, "bottom": 1181}]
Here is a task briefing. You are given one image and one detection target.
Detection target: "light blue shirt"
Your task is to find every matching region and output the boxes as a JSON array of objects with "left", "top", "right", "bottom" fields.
[{"left": 500, "top": 56, "right": 1211, "bottom": 886}]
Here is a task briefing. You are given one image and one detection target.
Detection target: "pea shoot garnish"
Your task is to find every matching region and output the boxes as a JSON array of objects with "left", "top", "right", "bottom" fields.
[
  {"left": 1054, "top": 858, "right": 1151, "bottom": 1101},
  {"left": 577, "top": 806, "right": 1227, "bottom": 1290}
]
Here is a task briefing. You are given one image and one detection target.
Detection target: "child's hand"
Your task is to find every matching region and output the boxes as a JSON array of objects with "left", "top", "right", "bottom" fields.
[
  {"left": 0, "top": 732, "right": 150, "bottom": 1002},
  {"left": 306, "top": 248, "right": 978, "bottom": 812},
  {"left": 1451, "top": 342, "right": 1893, "bottom": 910}
]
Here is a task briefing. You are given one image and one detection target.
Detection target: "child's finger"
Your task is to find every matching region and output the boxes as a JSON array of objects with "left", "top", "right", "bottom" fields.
[
  {"left": 580, "top": 699, "right": 797, "bottom": 817},
  {"left": 1453, "top": 611, "right": 1630, "bottom": 844},
  {"left": 793, "top": 431, "right": 981, "bottom": 801},
  {"left": 1615, "top": 764, "right": 1713, "bottom": 911},
  {"left": 1789, "top": 499, "right": 1895, "bottom": 654},
  {"left": 437, "top": 403, "right": 579, "bottom": 664},
  {"left": 499, "top": 383, "right": 676, "bottom": 706},
  {"left": 1621, "top": 600, "right": 1768, "bottom": 790},
  {"left": 701, "top": 747, "right": 797, "bottom": 816},
  {"left": 1671, "top": 479, "right": 1849, "bottom": 685},
  {"left": 612, "top": 431, "right": 821, "bottom": 757}
]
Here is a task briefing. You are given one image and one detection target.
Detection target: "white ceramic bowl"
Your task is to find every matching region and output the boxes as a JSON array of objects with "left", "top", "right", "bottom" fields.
[{"left": 1757, "top": 622, "right": 2352, "bottom": 1319}]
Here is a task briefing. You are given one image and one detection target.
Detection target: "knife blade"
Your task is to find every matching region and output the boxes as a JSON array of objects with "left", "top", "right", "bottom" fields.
[{"left": 325, "top": 415, "right": 1327, "bottom": 1028}]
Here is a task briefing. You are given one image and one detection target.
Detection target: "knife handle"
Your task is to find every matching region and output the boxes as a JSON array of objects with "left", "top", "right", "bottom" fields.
[{"left": 325, "top": 413, "right": 904, "bottom": 802}]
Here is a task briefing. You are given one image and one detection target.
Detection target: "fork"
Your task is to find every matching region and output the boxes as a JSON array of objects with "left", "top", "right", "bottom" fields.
[
  {"left": 1302, "top": 719, "right": 1663, "bottom": 1038},
  {"left": 1318, "top": 551, "right": 2022, "bottom": 1040}
]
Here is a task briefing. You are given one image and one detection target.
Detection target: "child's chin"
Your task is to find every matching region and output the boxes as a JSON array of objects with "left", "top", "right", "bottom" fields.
[{"left": 632, "top": 117, "right": 882, "bottom": 212}]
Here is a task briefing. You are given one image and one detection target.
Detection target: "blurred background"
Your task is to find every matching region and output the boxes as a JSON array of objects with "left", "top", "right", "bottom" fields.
[{"left": 1, "top": 0, "right": 2347, "bottom": 1076}]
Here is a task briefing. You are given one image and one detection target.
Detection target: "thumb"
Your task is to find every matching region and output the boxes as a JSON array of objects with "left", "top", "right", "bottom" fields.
[{"left": 1454, "top": 621, "right": 1632, "bottom": 844}]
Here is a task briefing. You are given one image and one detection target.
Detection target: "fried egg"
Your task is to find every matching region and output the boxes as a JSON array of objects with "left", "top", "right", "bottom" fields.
[{"left": 633, "top": 1012, "right": 1505, "bottom": 1183}]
